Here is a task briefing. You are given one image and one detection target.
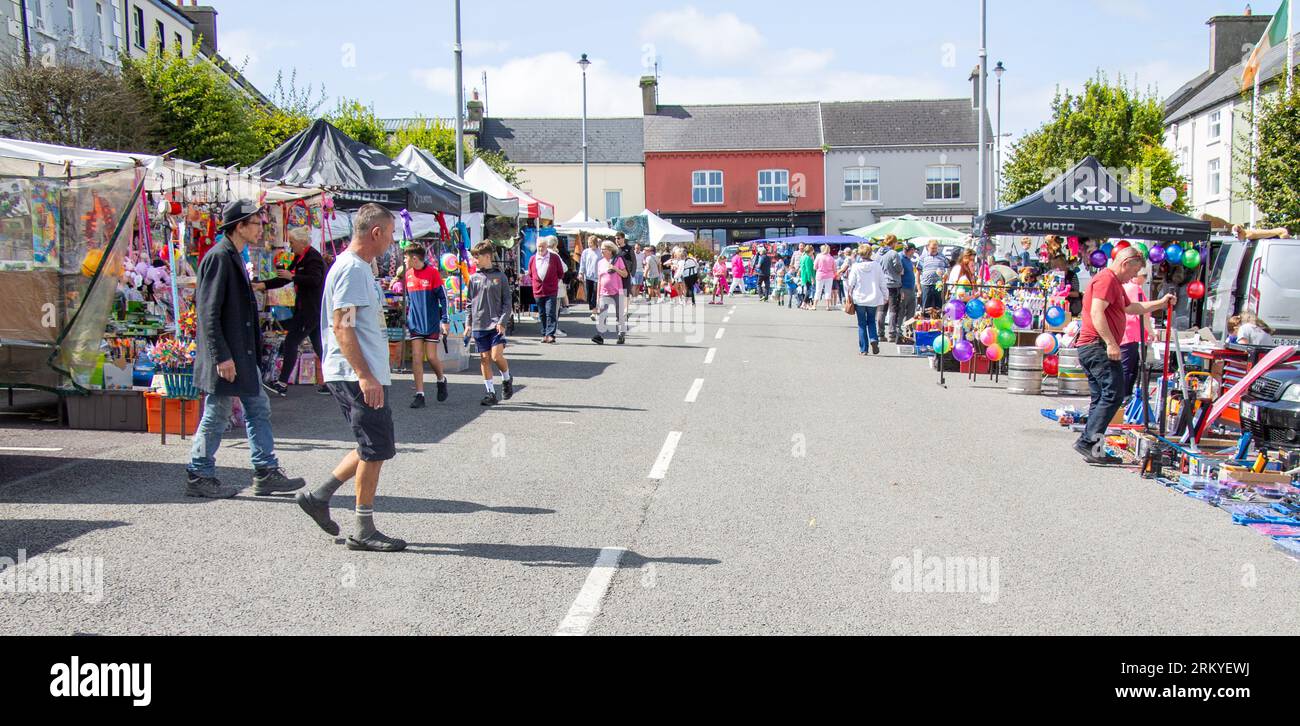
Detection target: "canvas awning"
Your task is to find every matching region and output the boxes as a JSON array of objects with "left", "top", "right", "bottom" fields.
[
  {"left": 394, "top": 145, "right": 519, "bottom": 218},
  {"left": 463, "top": 158, "right": 555, "bottom": 220}
]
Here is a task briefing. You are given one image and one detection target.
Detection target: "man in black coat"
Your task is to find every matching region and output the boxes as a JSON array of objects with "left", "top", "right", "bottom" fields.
[
  {"left": 187, "top": 199, "right": 306, "bottom": 499},
  {"left": 257, "top": 228, "right": 327, "bottom": 397}
]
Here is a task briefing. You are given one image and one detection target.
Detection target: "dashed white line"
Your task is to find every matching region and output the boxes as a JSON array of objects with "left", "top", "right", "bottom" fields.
[
  {"left": 0, "top": 447, "right": 63, "bottom": 452},
  {"left": 722, "top": 316, "right": 731, "bottom": 324},
  {"left": 704, "top": 347, "right": 717, "bottom": 365},
  {"left": 649, "top": 431, "right": 683, "bottom": 480},
  {"left": 555, "top": 546, "right": 627, "bottom": 636},
  {"left": 685, "top": 378, "right": 705, "bottom": 403},
  {"left": 715, "top": 328, "right": 726, "bottom": 340}
]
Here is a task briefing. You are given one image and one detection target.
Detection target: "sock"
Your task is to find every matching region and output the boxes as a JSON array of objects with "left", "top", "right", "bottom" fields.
[
  {"left": 414, "top": 391, "right": 425, "bottom": 397},
  {"left": 437, "top": 376, "right": 447, "bottom": 383},
  {"left": 311, "top": 476, "right": 346, "bottom": 502},
  {"left": 355, "top": 505, "right": 376, "bottom": 538},
  {"left": 502, "top": 370, "right": 512, "bottom": 382},
  {"left": 484, "top": 380, "right": 494, "bottom": 394}
]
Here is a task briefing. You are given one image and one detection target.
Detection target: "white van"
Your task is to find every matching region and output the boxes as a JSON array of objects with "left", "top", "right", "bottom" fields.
[{"left": 1206, "top": 235, "right": 1300, "bottom": 345}]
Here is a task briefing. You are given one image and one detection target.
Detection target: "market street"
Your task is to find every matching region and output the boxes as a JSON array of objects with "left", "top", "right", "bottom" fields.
[{"left": 2, "top": 298, "right": 1299, "bottom": 636}]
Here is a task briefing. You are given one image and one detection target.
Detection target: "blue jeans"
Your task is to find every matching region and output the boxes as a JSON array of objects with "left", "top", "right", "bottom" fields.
[
  {"left": 537, "top": 295, "right": 558, "bottom": 337},
  {"left": 854, "top": 304, "right": 879, "bottom": 352},
  {"left": 1077, "top": 342, "right": 1126, "bottom": 449},
  {"left": 188, "top": 387, "right": 279, "bottom": 478}
]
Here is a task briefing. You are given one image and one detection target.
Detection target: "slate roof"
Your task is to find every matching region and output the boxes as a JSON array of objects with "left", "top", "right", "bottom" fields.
[
  {"left": 476, "top": 117, "right": 644, "bottom": 164},
  {"left": 642, "top": 102, "right": 823, "bottom": 152},
  {"left": 1165, "top": 31, "right": 1300, "bottom": 124},
  {"left": 821, "top": 99, "right": 985, "bottom": 147}
]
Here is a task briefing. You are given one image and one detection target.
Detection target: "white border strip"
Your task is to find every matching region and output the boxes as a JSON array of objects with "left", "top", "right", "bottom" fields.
[
  {"left": 649, "top": 431, "right": 683, "bottom": 480},
  {"left": 555, "top": 546, "right": 628, "bottom": 636}
]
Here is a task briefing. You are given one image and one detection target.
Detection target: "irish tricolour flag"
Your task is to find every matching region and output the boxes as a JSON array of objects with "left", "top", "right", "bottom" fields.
[{"left": 1242, "top": 0, "right": 1293, "bottom": 92}]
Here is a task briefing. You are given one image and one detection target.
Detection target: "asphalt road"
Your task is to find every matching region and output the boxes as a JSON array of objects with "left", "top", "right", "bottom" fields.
[{"left": 2, "top": 296, "right": 1299, "bottom": 635}]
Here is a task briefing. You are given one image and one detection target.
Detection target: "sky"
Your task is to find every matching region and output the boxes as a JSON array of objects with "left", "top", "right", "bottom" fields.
[{"left": 214, "top": 0, "right": 1263, "bottom": 141}]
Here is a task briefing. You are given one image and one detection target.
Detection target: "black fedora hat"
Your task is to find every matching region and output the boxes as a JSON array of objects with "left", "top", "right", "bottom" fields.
[{"left": 220, "top": 199, "right": 261, "bottom": 232}]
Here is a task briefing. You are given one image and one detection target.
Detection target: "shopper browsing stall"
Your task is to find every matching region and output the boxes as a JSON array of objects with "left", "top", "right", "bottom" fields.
[
  {"left": 259, "top": 227, "right": 327, "bottom": 398},
  {"left": 298, "top": 203, "right": 404, "bottom": 552},
  {"left": 1073, "top": 246, "right": 1174, "bottom": 465},
  {"left": 188, "top": 199, "right": 306, "bottom": 500}
]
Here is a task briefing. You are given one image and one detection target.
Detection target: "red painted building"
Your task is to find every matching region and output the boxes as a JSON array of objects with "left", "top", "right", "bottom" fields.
[{"left": 641, "top": 92, "right": 825, "bottom": 248}]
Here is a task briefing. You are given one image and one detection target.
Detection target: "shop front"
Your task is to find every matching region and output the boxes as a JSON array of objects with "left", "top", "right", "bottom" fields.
[{"left": 660, "top": 211, "right": 825, "bottom": 250}]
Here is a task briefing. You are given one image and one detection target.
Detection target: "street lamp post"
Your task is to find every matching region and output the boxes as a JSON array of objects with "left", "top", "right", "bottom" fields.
[
  {"left": 453, "top": 0, "right": 465, "bottom": 175},
  {"left": 977, "top": 0, "right": 988, "bottom": 219},
  {"left": 578, "top": 53, "right": 591, "bottom": 220},
  {"left": 994, "top": 61, "right": 1005, "bottom": 207}
]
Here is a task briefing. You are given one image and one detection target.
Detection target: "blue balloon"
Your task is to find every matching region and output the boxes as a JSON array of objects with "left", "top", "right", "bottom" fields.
[
  {"left": 965, "top": 299, "right": 986, "bottom": 321},
  {"left": 1045, "top": 305, "right": 1066, "bottom": 327},
  {"left": 1101, "top": 243, "right": 1114, "bottom": 259},
  {"left": 1165, "top": 244, "right": 1184, "bottom": 265}
]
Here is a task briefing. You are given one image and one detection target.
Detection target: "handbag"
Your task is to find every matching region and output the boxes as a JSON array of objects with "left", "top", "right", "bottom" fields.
[{"left": 844, "top": 298, "right": 856, "bottom": 315}]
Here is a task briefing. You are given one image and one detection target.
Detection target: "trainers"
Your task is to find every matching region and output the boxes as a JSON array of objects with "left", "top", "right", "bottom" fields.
[
  {"left": 345, "top": 531, "right": 407, "bottom": 552},
  {"left": 617, "top": 333, "right": 626, "bottom": 345},
  {"left": 295, "top": 491, "right": 340, "bottom": 536},
  {"left": 480, "top": 393, "right": 498, "bottom": 407},
  {"left": 185, "top": 473, "right": 240, "bottom": 499},
  {"left": 410, "top": 393, "right": 426, "bottom": 409},
  {"left": 555, "top": 329, "right": 568, "bottom": 337},
  {"left": 252, "top": 467, "right": 307, "bottom": 496},
  {"left": 503, "top": 378, "right": 514, "bottom": 400},
  {"left": 591, "top": 335, "right": 604, "bottom": 345},
  {"left": 263, "top": 380, "right": 289, "bottom": 398},
  {"left": 436, "top": 379, "right": 448, "bottom": 402},
  {"left": 317, "top": 385, "right": 331, "bottom": 395}
]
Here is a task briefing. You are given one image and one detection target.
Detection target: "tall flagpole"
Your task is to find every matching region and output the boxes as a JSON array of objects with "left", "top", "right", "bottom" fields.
[
  {"left": 1251, "top": 69, "right": 1260, "bottom": 226},
  {"left": 1288, "top": 0, "right": 1294, "bottom": 94},
  {"left": 454, "top": 0, "right": 465, "bottom": 176},
  {"left": 977, "top": 0, "right": 988, "bottom": 219}
]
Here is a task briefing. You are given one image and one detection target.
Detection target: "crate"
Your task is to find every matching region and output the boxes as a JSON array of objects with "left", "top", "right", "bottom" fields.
[
  {"left": 64, "top": 390, "right": 147, "bottom": 432},
  {"left": 144, "top": 392, "right": 200, "bottom": 436}
]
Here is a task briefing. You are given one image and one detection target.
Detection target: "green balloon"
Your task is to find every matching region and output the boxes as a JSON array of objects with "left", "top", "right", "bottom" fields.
[
  {"left": 1136, "top": 242, "right": 1149, "bottom": 258},
  {"left": 997, "top": 329, "right": 1017, "bottom": 349},
  {"left": 1182, "top": 249, "right": 1202, "bottom": 269},
  {"left": 993, "top": 314, "right": 1014, "bottom": 331}
]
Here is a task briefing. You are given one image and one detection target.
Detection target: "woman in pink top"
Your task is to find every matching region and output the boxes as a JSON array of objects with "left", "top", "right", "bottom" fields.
[
  {"left": 592, "top": 240, "right": 628, "bottom": 345},
  {"left": 711, "top": 256, "right": 729, "bottom": 305},
  {"left": 1120, "top": 269, "right": 1153, "bottom": 399},
  {"left": 729, "top": 252, "right": 746, "bottom": 295},
  {"left": 813, "top": 245, "right": 836, "bottom": 311}
]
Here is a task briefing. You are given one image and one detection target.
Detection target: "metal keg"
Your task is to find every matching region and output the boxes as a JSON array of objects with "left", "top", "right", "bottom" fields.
[{"left": 1007, "top": 346, "right": 1044, "bottom": 395}]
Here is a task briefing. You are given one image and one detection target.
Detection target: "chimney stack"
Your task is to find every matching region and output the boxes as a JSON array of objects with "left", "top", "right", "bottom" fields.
[
  {"left": 1206, "top": 13, "right": 1272, "bottom": 75},
  {"left": 179, "top": 4, "right": 219, "bottom": 57},
  {"left": 639, "top": 75, "right": 658, "bottom": 116},
  {"left": 466, "top": 90, "right": 484, "bottom": 124}
]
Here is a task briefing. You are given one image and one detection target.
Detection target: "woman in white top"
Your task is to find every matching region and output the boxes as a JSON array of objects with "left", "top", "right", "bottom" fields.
[{"left": 845, "top": 244, "right": 889, "bottom": 356}]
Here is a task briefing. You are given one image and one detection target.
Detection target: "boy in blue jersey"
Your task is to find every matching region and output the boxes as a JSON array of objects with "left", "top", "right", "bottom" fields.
[{"left": 397, "top": 244, "right": 450, "bottom": 408}]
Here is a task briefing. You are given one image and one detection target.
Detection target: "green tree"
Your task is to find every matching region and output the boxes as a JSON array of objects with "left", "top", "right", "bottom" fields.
[
  {"left": 122, "top": 42, "right": 262, "bottom": 166},
  {"left": 326, "top": 98, "right": 387, "bottom": 151},
  {"left": 387, "top": 116, "right": 469, "bottom": 167},
  {"left": 0, "top": 57, "right": 153, "bottom": 152},
  {"left": 1240, "top": 87, "right": 1300, "bottom": 231},
  {"left": 1001, "top": 74, "right": 1188, "bottom": 213},
  {"left": 471, "top": 148, "right": 524, "bottom": 186},
  {"left": 252, "top": 70, "right": 326, "bottom": 156}
]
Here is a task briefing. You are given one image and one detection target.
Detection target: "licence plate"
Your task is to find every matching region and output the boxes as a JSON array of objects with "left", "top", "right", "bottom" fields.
[{"left": 1241, "top": 402, "right": 1259, "bottom": 421}]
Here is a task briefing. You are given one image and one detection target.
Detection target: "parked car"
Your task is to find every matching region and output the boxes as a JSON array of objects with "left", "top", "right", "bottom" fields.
[{"left": 1240, "top": 364, "right": 1300, "bottom": 451}]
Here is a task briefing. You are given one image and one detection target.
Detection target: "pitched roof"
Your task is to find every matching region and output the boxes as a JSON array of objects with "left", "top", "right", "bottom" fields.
[
  {"left": 476, "top": 117, "right": 643, "bottom": 164},
  {"left": 821, "top": 99, "right": 985, "bottom": 147},
  {"left": 643, "top": 102, "right": 823, "bottom": 152},
  {"left": 1165, "top": 31, "right": 1300, "bottom": 124}
]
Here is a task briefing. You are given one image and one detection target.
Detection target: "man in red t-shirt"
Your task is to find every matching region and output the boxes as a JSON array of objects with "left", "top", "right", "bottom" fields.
[{"left": 1074, "top": 245, "right": 1174, "bottom": 464}]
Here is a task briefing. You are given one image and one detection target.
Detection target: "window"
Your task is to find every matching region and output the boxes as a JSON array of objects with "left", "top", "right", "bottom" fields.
[
  {"left": 131, "top": 5, "right": 144, "bottom": 49},
  {"left": 66, "top": 0, "right": 78, "bottom": 43},
  {"left": 758, "top": 169, "right": 789, "bottom": 204},
  {"left": 843, "top": 167, "right": 880, "bottom": 203},
  {"left": 1209, "top": 111, "right": 1222, "bottom": 140},
  {"left": 154, "top": 19, "right": 164, "bottom": 53},
  {"left": 604, "top": 190, "right": 621, "bottom": 220},
  {"left": 174, "top": 31, "right": 182, "bottom": 53},
  {"left": 692, "top": 170, "right": 723, "bottom": 205},
  {"left": 1208, "top": 158, "right": 1221, "bottom": 197},
  {"left": 925, "top": 165, "right": 961, "bottom": 201},
  {"left": 30, "top": 0, "right": 46, "bottom": 32}
]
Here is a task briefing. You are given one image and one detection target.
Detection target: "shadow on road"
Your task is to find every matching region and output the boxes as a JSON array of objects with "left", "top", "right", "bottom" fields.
[
  {"left": 0, "top": 518, "right": 128, "bottom": 561},
  {"left": 403, "top": 542, "right": 723, "bottom": 569}
]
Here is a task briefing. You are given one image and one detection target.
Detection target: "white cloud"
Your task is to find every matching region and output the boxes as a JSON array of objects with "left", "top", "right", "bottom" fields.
[
  {"left": 462, "top": 39, "right": 511, "bottom": 56},
  {"left": 411, "top": 51, "right": 953, "bottom": 118},
  {"left": 219, "top": 29, "right": 297, "bottom": 75},
  {"left": 641, "top": 6, "right": 764, "bottom": 64}
]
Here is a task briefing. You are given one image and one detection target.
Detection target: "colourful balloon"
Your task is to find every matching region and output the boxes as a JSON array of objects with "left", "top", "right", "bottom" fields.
[
  {"left": 985, "top": 343, "right": 1005, "bottom": 362},
  {"left": 1045, "top": 306, "right": 1066, "bottom": 327},
  {"left": 953, "top": 339, "right": 975, "bottom": 363},
  {"left": 1165, "top": 244, "right": 1184, "bottom": 266},
  {"left": 997, "top": 329, "right": 1017, "bottom": 349},
  {"left": 985, "top": 299, "right": 1005, "bottom": 319},
  {"left": 1101, "top": 243, "right": 1114, "bottom": 259},
  {"left": 966, "top": 299, "right": 986, "bottom": 321},
  {"left": 1036, "top": 333, "right": 1058, "bottom": 355},
  {"left": 1188, "top": 280, "right": 1206, "bottom": 300},
  {"left": 944, "top": 300, "right": 966, "bottom": 321},
  {"left": 1182, "top": 249, "right": 1201, "bottom": 269},
  {"left": 440, "top": 253, "right": 458, "bottom": 272},
  {"left": 1090, "top": 251, "right": 1108, "bottom": 268},
  {"left": 1043, "top": 355, "right": 1059, "bottom": 376},
  {"left": 1135, "top": 242, "right": 1149, "bottom": 259},
  {"left": 979, "top": 327, "right": 999, "bottom": 347},
  {"left": 933, "top": 335, "right": 952, "bottom": 355},
  {"left": 1149, "top": 245, "right": 1166, "bottom": 264},
  {"left": 993, "top": 314, "right": 1014, "bottom": 331},
  {"left": 1013, "top": 307, "right": 1034, "bottom": 329}
]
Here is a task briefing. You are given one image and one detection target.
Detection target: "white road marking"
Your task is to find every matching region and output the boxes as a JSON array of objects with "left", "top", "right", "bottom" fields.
[
  {"left": 649, "top": 431, "right": 683, "bottom": 480},
  {"left": 555, "top": 546, "right": 627, "bottom": 636},
  {"left": 704, "top": 348, "right": 717, "bottom": 365},
  {"left": 722, "top": 316, "right": 731, "bottom": 324},
  {"left": 0, "top": 447, "right": 63, "bottom": 452},
  {"left": 715, "top": 328, "right": 726, "bottom": 340},
  {"left": 685, "top": 378, "right": 705, "bottom": 403}
]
